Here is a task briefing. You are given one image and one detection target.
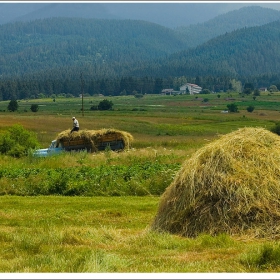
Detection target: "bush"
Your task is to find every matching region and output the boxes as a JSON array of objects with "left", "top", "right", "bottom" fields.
[
  {"left": 7, "top": 100, "right": 19, "bottom": 112},
  {"left": 30, "top": 104, "right": 39, "bottom": 112},
  {"left": 270, "top": 122, "right": 280, "bottom": 136},
  {"left": 246, "top": 105, "right": 255, "bottom": 113},
  {"left": 98, "top": 99, "right": 113, "bottom": 110},
  {"left": 0, "top": 124, "right": 40, "bottom": 157},
  {"left": 226, "top": 103, "right": 238, "bottom": 112}
]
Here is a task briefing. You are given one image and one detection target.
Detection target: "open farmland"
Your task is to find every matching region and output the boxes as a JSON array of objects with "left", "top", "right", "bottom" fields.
[
  {"left": 1, "top": 91, "right": 280, "bottom": 273},
  {"left": 0, "top": 91, "right": 278, "bottom": 148}
]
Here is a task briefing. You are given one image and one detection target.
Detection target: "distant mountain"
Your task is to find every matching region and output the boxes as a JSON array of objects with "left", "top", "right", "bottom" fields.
[
  {"left": 1, "top": 14, "right": 280, "bottom": 81},
  {"left": 0, "top": 17, "right": 188, "bottom": 78},
  {"left": 0, "top": 3, "right": 48, "bottom": 25},
  {"left": 175, "top": 6, "right": 280, "bottom": 48},
  {"left": 2, "top": 3, "right": 280, "bottom": 71},
  {"left": 0, "top": 2, "right": 274, "bottom": 28},
  {"left": 131, "top": 20, "right": 280, "bottom": 79}
]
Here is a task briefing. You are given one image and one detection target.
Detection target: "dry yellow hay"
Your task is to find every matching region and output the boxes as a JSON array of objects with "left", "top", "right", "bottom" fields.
[
  {"left": 56, "top": 128, "right": 133, "bottom": 152},
  {"left": 151, "top": 127, "right": 280, "bottom": 239}
]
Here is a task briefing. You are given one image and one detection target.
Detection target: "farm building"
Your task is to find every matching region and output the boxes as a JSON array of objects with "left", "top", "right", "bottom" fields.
[
  {"left": 180, "top": 83, "right": 202, "bottom": 95},
  {"left": 161, "top": 89, "right": 174, "bottom": 95}
]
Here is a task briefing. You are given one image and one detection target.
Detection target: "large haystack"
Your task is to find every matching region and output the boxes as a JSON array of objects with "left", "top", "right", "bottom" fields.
[
  {"left": 56, "top": 128, "right": 133, "bottom": 152},
  {"left": 151, "top": 127, "right": 280, "bottom": 239}
]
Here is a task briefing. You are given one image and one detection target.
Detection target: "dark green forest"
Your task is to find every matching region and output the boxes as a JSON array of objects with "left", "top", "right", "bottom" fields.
[
  {"left": 131, "top": 20, "right": 280, "bottom": 78},
  {"left": 0, "top": 10, "right": 280, "bottom": 100},
  {"left": 0, "top": 17, "right": 187, "bottom": 77}
]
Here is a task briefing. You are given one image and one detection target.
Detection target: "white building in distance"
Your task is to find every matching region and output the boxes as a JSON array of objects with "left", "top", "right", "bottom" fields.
[{"left": 180, "top": 83, "right": 202, "bottom": 95}]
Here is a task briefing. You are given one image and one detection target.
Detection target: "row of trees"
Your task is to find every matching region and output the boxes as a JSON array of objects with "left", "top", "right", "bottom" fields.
[
  {"left": 1, "top": 75, "right": 280, "bottom": 101},
  {"left": 7, "top": 99, "right": 114, "bottom": 112},
  {"left": 7, "top": 100, "right": 39, "bottom": 112}
]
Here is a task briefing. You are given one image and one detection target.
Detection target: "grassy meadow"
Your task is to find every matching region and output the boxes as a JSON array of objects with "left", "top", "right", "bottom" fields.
[{"left": 1, "top": 91, "right": 280, "bottom": 273}]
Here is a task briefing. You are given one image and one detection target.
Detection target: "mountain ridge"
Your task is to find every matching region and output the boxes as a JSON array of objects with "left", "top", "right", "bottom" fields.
[
  {"left": 130, "top": 19, "right": 280, "bottom": 79},
  {"left": 175, "top": 6, "right": 280, "bottom": 48},
  {"left": 0, "top": 2, "right": 275, "bottom": 28}
]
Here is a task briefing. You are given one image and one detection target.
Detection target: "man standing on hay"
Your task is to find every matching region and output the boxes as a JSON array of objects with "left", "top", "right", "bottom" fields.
[{"left": 70, "top": 117, "right": 79, "bottom": 133}]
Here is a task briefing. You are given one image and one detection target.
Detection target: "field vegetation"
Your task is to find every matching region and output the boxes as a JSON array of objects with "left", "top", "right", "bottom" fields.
[{"left": 1, "top": 91, "right": 280, "bottom": 273}]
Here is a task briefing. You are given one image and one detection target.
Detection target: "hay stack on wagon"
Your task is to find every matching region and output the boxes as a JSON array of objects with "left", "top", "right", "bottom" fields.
[
  {"left": 56, "top": 128, "right": 133, "bottom": 152},
  {"left": 151, "top": 127, "right": 280, "bottom": 239}
]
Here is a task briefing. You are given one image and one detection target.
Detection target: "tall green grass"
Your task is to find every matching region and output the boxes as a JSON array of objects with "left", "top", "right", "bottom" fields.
[
  {"left": 240, "top": 243, "right": 280, "bottom": 271},
  {"left": 0, "top": 148, "right": 182, "bottom": 196}
]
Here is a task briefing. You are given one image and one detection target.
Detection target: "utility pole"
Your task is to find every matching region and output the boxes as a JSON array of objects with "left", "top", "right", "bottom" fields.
[{"left": 80, "top": 72, "right": 85, "bottom": 117}]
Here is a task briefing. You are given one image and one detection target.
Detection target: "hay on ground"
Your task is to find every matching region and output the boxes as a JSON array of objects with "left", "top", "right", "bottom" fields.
[
  {"left": 56, "top": 128, "right": 133, "bottom": 152},
  {"left": 151, "top": 127, "right": 280, "bottom": 239}
]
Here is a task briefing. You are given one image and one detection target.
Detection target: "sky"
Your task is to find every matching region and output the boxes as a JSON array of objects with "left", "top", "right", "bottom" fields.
[{"left": 0, "top": 1, "right": 280, "bottom": 28}]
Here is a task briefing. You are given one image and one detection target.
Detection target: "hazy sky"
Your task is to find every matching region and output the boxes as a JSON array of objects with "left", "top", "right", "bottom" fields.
[{"left": 1, "top": 1, "right": 280, "bottom": 27}]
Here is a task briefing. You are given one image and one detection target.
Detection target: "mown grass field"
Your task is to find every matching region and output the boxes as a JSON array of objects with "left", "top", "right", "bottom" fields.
[
  {"left": 1, "top": 195, "right": 278, "bottom": 273},
  {"left": 1, "top": 91, "right": 280, "bottom": 274}
]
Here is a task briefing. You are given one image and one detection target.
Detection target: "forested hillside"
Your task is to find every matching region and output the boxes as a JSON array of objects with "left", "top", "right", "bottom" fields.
[
  {"left": 0, "top": 17, "right": 187, "bottom": 78},
  {"left": 175, "top": 6, "right": 280, "bottom": 48},
  {"left": 132, "top": 20, "right": 280, "bottom": 79},
  {"left": 0, "top": 14, "right": 280, "bottom": 100}
]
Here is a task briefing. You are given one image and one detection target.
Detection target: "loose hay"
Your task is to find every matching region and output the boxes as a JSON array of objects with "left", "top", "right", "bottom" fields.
[
  {"left": 56, "top": 128, "right": 133, "bottom": 152},
  {"left": 151, "top": 127, "right": 280, "bottom": 239}
]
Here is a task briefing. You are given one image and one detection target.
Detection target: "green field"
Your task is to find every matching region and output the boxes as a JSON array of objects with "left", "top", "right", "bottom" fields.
[
  {"left": 1, "top": 195, "right": 277, "bottom": 273},
  {"left": 1, "top": 91, "right": 280, "bottom": 273}
]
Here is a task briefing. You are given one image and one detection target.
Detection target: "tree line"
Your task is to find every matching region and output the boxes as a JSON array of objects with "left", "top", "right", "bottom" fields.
[{"left": 1, "top": 74, "right": 280, "bottom": 101}]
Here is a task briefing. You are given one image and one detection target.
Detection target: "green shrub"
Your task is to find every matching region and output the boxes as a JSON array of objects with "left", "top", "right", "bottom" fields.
[
  {"left": 98, "top": 99, "right": 113, "bottom": 110},
  {"left": 270, "top": 122, "right": 280, "bottom": 136},
  {"left": 227, "top": 103, "right": 238, "bottom": 112},
  {"left": 30, "top": 104, "right": 39, "bottom": 112},
  {"left": 7, "top": 99, "right": 19, "bottom": 112},
  {"left": 0, "top": 124, "right": 40, "bottom": 157},
  {"left": 246, "top": 105, "right": 255, "bottom": 112}
]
